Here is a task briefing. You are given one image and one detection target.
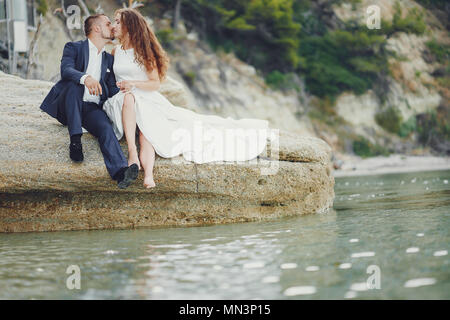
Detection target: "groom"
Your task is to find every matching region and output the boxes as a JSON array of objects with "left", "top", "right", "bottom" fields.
[{"left": 40, "top": 14, "right": 138, "bottom": 189}]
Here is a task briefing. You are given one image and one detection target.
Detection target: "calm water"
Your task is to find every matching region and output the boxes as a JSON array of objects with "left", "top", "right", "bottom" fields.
[{"left": 0, "top": 170, "right": 449, "bottom": 299}]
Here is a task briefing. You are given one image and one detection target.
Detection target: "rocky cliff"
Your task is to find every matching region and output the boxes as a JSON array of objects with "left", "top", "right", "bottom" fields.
[
  {"left": 0, "top": 71, "right": 335, "bottom": 232},
  {"left": 331, "top": 0, "right": 448, "bottom": 152}
]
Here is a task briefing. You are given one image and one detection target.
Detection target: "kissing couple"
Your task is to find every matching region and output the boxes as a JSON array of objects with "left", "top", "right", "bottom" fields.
[{"left": 40, "top": 8, "right": 271, "bottom": 190}]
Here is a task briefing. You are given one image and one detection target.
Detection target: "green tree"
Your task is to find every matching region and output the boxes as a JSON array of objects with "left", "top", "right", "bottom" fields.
[
  {"left": 180, "top": 0, "right": 300, "bottom": 72},
  {"left": 298, "top": 29, "right": 389, "bottom": 100}
]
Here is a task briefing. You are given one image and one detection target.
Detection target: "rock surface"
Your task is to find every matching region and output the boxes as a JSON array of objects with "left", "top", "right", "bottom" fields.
[{"left": 0, "top": 71, "right": 335, "bottom": 233}]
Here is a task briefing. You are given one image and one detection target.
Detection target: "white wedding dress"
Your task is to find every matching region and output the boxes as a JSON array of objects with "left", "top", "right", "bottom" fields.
[{"left": 103, "top": 45, "right": 271, "bottom": 164}]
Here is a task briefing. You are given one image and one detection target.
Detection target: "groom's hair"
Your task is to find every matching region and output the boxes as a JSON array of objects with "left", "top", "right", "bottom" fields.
[{"left": 84, "top": 14, "right": 106, "bottom": 37}]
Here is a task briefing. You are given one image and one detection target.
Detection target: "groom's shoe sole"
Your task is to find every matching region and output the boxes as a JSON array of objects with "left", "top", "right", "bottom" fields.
[{"left": 117, "top": 164, "right": 139, "bottom": 189}]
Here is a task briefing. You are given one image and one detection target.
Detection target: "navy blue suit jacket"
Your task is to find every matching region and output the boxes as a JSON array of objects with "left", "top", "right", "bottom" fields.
[{"left": 40, "top": 39, "right": 120, "bottom": 120}]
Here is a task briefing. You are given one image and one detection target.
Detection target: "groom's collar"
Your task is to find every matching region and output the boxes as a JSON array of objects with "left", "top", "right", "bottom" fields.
[{"left": 87, "top": 38, "right": 106, "bottom": 55}]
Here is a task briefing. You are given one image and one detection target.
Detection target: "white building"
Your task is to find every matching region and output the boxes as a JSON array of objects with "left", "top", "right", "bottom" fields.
[{"left": 0, "top": 0, "right": 39, "bottom": 73}]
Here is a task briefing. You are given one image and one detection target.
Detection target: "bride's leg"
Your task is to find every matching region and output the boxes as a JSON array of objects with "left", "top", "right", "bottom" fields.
[
  {"left": 122, "top": 93, "right": 141, "bottom": 169},
  {"left": 139, "top": 131, "right": 156, "bottom": 188}
]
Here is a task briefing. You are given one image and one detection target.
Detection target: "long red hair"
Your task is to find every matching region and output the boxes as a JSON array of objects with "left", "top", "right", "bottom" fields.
[{"left": 115, "top": 8, "right": 169, "bottom": 81}]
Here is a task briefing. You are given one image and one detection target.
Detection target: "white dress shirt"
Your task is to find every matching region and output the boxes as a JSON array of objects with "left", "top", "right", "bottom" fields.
[{"left": 79, "top": 39, "right": 105, "bottom": 105}]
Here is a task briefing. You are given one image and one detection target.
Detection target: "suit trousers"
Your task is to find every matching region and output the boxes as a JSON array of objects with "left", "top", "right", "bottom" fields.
[{"left": 56, "top": 82, "right": 127, "bottom": 179}]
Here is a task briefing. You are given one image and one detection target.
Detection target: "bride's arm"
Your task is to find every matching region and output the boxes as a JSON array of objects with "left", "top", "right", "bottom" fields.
[{"left": 117, "top": 68, "right": 160, "bottom": 93}]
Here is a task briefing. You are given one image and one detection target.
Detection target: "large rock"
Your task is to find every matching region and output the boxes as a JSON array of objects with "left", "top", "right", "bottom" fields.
[{"left": 0, "top": 71, "right": 335, "bottom": 233}]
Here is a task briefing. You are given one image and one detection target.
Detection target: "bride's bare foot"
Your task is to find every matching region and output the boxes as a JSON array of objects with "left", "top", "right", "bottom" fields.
[
  {"left": 128, "top": 149, "right": 141, "bottom": 170},
  {"left": 143, "top": 175, "right": 156, "bottom": 189}
]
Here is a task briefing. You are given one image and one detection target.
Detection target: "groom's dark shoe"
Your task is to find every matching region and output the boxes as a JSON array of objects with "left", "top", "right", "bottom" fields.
[
  {"left": 116, "top": 164, "right": 139, "bottom": 189},
  {"left": 69, "top": 142, "right": 84, "bottom": 162}
]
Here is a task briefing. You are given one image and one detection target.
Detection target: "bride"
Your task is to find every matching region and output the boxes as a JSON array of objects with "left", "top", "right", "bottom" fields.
[{"left": 104, "top": 8, "right": 270, "bottom": 189}]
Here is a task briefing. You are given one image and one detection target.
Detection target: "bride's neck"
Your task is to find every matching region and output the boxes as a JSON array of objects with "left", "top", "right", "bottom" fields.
[{"left": 121, "top": 36, "right": 132, "bottom": 50}]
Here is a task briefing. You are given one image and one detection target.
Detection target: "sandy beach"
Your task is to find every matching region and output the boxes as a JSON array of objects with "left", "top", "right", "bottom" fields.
[{"left": 333, "top": 154, "right": 450, "bottom": 178}]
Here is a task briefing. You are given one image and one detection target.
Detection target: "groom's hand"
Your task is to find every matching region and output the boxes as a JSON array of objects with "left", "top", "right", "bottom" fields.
[
  {"left": 117, "top": 81, "right": 133, "bottom": 93},
  {"left": 84, "top": 75, "right": 102, "bottom": 96}
]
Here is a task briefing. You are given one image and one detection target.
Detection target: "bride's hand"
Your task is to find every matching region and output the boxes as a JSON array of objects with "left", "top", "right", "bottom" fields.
[{"left": 117, "top": 80, "right": 133, "bottom": 93}]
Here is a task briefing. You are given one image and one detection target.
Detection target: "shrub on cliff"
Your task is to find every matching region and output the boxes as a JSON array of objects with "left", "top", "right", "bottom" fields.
[
  {"left": 426, "top": 39, "right": 450, "bottom": 71},
  {"left": 398, "top": 116, "right": 417, "bottom": 138},
  {"left": 375, "top": 106, "right": 403, "bottom": 134},
  {"left": 383, "top": 3, "right": 426, "bottom": 37},
  {"left": 156, "top": 28, "right": 175, "bottom": 49},
  {"left": 180, "top": 0, "right": 301, "bottom": 73},
  {"left": 36, "top": 0, "right": 48, "bottom": 16},
  {"left": 353, "top": 137, "right": 390, "bottom": 158},
  {"left": 415, "top": 0, "right": 449, "bottom": 11},
  {"left": 265, "top": 71, "right": 299, "bottom": 91},
  {"left": 298, "top": 29, "right": 389, "bottom": 100},
  {"left": 417, "top": 109, "right": 450, "bottom": 146}
]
